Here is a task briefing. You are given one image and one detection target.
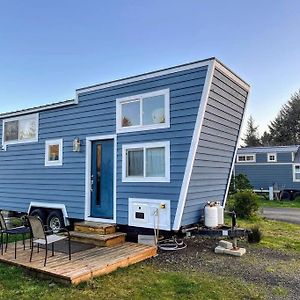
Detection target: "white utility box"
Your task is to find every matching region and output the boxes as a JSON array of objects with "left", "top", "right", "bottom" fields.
[{"left": 128, "top": 198, "right": 171, "bottom": 230}]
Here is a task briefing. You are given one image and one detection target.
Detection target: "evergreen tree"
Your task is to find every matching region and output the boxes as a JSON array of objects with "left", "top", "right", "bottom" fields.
[
  {"left": 268, "top": 90, "right": 300, "bottom": 145},
  {"left": 260, "top": 131, "right": 272, "bottom": 146},
  {"left": 243, "top": 116, "right": 261, "bottom": 147}
]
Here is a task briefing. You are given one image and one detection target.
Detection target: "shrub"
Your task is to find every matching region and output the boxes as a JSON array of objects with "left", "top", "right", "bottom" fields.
[
  {"left": 248, "top": 226, "right": 263, "bottom": 243},
  {"left": 230, "top": 190, "right": 259, "bottom": 218},
  {"left": 229, "top": 174, "right": 253, "bottom": 194}
]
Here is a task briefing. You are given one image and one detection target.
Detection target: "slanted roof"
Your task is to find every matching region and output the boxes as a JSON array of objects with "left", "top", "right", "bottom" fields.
[
  {"left": 237, "top": 145, "right": 300, "bottom": 154},
  {"left": 0, "top": 99, "right": 76, "bottom": 119}
]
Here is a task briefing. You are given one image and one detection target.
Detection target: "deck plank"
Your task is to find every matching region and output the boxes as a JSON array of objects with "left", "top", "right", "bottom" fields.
[{"left": 0, "top": 240, "right": 157, "bottom": 285}]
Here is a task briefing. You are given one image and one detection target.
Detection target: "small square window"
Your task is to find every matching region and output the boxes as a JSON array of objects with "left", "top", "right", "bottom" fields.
[
  {"left": 267, "top": 153, "right": 277, "bottom": 162},
  {"left": 45, "top": 139, "right": 63, "bottom": 166}
]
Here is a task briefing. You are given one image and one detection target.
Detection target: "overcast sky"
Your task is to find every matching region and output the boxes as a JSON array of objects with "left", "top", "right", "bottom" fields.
[{"left": 1, "top": 1, "right": 300, "bottom": 135}]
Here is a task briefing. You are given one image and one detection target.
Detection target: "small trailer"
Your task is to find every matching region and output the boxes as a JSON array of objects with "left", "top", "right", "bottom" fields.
[
  {"left": 235, "top": 145, "right": 300, "bottom": 200},
  {"left": 0, "top": 57, "right": 249, "bottom": 233}
]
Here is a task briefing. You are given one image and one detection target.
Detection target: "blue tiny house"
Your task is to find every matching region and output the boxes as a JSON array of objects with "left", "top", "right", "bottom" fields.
[
  {"left": 0, "top": 58, "right": 249, "bottom": 231},
  {"left": 235, "top": 146, "right": 300, "bottom": 199}
]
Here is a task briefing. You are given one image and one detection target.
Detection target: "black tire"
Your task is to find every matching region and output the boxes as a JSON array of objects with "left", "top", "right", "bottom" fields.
[
  {"left": 292, "top": 192, "right": 300, "bottom": 201},
  {"left": 46, "top": 210, "right": 64, "bottom": 232},
  {"left": 30, "top": 208, "right": 47, "bottom": 223},
  {"left": 279, "top": 191, "right": 291, "bottom": 201}
]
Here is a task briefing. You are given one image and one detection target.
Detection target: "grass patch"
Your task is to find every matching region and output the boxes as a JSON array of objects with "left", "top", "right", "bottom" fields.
[
  {"left": 0, "top": 263, "right": 268, "bottom": 300},
  {"left": 258, "top": 197, "right": 300, "bottom": 209},
  {"left": 225, "top": 215, "right": 300, "bottom": 252}
]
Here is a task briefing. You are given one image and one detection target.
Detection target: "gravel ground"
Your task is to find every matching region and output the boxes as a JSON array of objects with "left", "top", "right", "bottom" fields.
[{"left": 145, "top": 237, "right": 300, "bottom": 300}]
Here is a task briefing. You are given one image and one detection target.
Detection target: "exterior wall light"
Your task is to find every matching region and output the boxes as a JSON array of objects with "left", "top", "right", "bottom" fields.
[{"left": 73, "top": 137, "right": 81, "bottom": 152}]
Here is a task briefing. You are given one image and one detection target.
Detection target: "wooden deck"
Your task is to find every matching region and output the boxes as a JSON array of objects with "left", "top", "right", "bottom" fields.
[{"left": 0, "top": 240, "right": 157, "bottom": 285}]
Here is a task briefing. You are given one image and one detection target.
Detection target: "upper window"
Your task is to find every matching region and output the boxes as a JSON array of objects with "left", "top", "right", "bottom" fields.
[
  {"left": 116, "top": 89, "right": 170, "bottom": 133},
  {"left": 2, "top": 114, "right": 39, "bottom": 145},
  {"left": 122, "top": 141, "right": 170, "bottom": 182},
  {"left": 45, "top": 139, "right": 63, "bottom": 166},
  {"left": 267, "top": 153, "right": 277, "bottom": 162},
  {"left": 237, "top": 154, "right": 256, "bottom": 163},
  {"left": 293, "top": 165, "right": 300, "bottom": 182}
]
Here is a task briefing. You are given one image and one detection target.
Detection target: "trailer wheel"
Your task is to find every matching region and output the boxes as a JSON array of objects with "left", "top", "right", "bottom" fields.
[
  {"left": 279, "top": 191, "right": 291, "bottom": 201},
  {"left": 47, "top": 210, "right": 64, "bottom": 233},
  {"left": 30, "top": 208, "right": 47, "bottom": 223},
  {"left": 292, "top": 192, "right": 300, "bottom": 201}
]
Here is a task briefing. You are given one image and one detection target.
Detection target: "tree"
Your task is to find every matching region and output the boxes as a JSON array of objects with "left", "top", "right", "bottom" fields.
[
  {"left": 268, "top": 90, "right": 300, "bottom": 145},
  {"left": 260, "top": 131, "right": 272, "bottom": 146},
  {"left": 243, "top": 116, "right": 261, "bottom": 147}
]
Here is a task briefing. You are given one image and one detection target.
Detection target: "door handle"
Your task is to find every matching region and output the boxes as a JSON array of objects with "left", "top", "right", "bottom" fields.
[{"left": 90, "top": 175, "right": 94, "bottom": 192}]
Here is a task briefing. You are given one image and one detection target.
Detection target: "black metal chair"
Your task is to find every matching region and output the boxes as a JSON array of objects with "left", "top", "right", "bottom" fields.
[
  {"left": 26, "top": 215, "right": 71, "bottom": 266},
  {"left": 0, "top": 211, "right": 31, "bottom": 259}
]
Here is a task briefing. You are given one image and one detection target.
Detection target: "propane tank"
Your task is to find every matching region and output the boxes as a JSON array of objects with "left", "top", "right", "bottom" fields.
[
  {"left": 204, "top": 202, "right": 218, "bottom": 228},
  {"left": 216, "top": 202, "right": 224, "bottom": 225}
]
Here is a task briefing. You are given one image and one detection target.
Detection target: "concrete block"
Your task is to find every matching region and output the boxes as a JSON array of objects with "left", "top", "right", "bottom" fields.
[
  {"left": 223, "top": 247, "right": 246, "bottom": 257},
  {"left": 214, "top": 246, "right": 225, "bottom": 254},
  {"left": 218, "top": 240, "right": 233, "bottom": 249}
]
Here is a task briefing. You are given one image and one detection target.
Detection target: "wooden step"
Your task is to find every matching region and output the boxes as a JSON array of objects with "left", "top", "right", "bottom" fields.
[
  {"left": 69, "top": 231, "right": 126, "bottom": 247},
  {"left": 74, "top": 221, "right": 116, "bottom": 235}
]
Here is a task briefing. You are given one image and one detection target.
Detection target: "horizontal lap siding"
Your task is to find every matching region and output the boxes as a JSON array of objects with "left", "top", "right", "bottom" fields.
[
  {"left": 0, "top": 66, "right": 208, "bottom": 225},
  {"left": 234, "top": 164, "right": 300, "bottom": 190},
  {"left": 117, "top": 66, "right": 208, "bottom": 225},
  {"left": 182, "top": 68, "right": 248, "bottom": 226}
]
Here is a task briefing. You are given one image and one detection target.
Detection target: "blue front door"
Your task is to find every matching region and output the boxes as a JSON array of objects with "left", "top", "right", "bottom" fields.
[{"left": 91, "top": 140, "right": 114, "bottom": 219}]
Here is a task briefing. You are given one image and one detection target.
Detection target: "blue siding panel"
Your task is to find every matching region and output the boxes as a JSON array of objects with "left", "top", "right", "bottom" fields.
[
  {"left": 182, "top": 68, "right": 248, "bottom": 226},
  {"left": 0, "top": 66, "right": 208, "bottom": 227}
]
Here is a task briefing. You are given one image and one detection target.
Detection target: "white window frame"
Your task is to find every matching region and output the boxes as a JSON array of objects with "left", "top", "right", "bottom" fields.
[
  {"left": 116, "top": 89, "right": 170, "bottom": 133},
  {"left": 267, "top": 153, "right": 277, "bottom": 162},
  {"left": 45, "top": 139, "right": 63, "bottom": 166},
  {"left": 293, "top": 164, "right": 300, "bottom": 182},
  {"left": 2, "top": 113, "right": 39, "bottom": 146},
  {"left": 122, "top": 141, "right": 170, "bottom": 182},
  {"left": 237, "top": 154, "right": 256, "bottom": 163}
]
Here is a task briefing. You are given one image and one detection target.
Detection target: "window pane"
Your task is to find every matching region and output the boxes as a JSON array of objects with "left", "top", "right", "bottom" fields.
[
  {"left": 238, "top": 156, "right": 245, "bottom": 161},
  {"left": 295, "top": 173, "right": 300, "bottom": 180},
  {"left": 48, "top": 144, "right": 59, "bottom": 161},
  {"left": 146, "top": 147, "right": 165, "bottom": 177},
  {"left": 246, "top": 156, "right": 254, "bottom": 161},
  {"left": 127, "top": 149, "right": 143, "bottom": 176},
  {"left": 121, "top": 101, "right": 140, "bottom": 127},
  {"left": 19, "top": 118, "right": 37, "bottom": 140},
  {"left": 143, "top": 95, "right": 165, "bottom": 125},
  {"left": 4, "top": 121, "right": 18, "bottom": 142}
]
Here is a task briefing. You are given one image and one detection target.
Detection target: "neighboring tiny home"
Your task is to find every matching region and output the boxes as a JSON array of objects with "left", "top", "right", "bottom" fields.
[
  {"left": 0, "top": 57, "right": 249, "bottom": 232},
  {"left": 235, "top": 145, "right": 300, "bottom": 199}
]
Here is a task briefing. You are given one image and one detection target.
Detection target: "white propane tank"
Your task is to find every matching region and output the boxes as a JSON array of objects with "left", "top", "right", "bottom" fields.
[
  {"left": 204, "top": 203, "right": 218, "bottom": 228},
  {"left": 216, "top": 202, "right": 224, "bottom": 225}
]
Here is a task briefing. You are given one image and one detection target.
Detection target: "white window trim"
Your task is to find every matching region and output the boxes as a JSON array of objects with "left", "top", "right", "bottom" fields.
[
  {"left": 267, "top": 153, "right": 277, "bottom": 162},
  {"left": 116, "top": 89, "right": 170, "bottom": 134},
  {"left": 45, "top": 139, "right": 63, "bottom": 166},
  {"left": 293, "top": 164, "right": 300, "bottom": 182},
  {"left": 122, "top": 141, "right": 170, "bottom": 183},
  {"left": 237, "top": 154, "right": 256, "bottom": 163},
  {"left": 2, "top": 113, "right": 39, "bottom": 146}
]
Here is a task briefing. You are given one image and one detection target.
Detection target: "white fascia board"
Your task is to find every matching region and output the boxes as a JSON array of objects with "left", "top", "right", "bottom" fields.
[
  {"left": 76, "top": 59, "right": 214, "bottom": 99},
  {"left": 0, "top": 100, "right": 76, "bottom": 119},
  {"left": 172, "top": 60, "right": 216, "bottom": 231}
]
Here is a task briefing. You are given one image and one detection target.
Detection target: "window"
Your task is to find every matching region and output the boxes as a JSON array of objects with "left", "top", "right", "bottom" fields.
[
  {"left": 237, "top": 154, "right": 256, "bottom": 163},
  {"left": 267, "top": 153, "right": 277, "bottom": 162},
  {"left": 45, "top": 139, "right": 63, "bottom": 166},
  {"left": 3, "top": 114, "right": 39, "bottom": 145},
  {"left": 293, "top": 165, "right": 300, "bottom": 182},
  {"left": 116, "top": 89, "right": 170, "bottom": 133},
  {"left": 122, "top": 141, "right": 170, "bottom": 182}
]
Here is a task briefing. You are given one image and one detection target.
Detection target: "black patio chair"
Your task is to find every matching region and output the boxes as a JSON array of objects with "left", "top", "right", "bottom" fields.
[
  {"left": 26, "top": 215, "right": 71, "bottom": 267},
  {"left": 0, "top": 211, "right": 31, "bottom": 259}
]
